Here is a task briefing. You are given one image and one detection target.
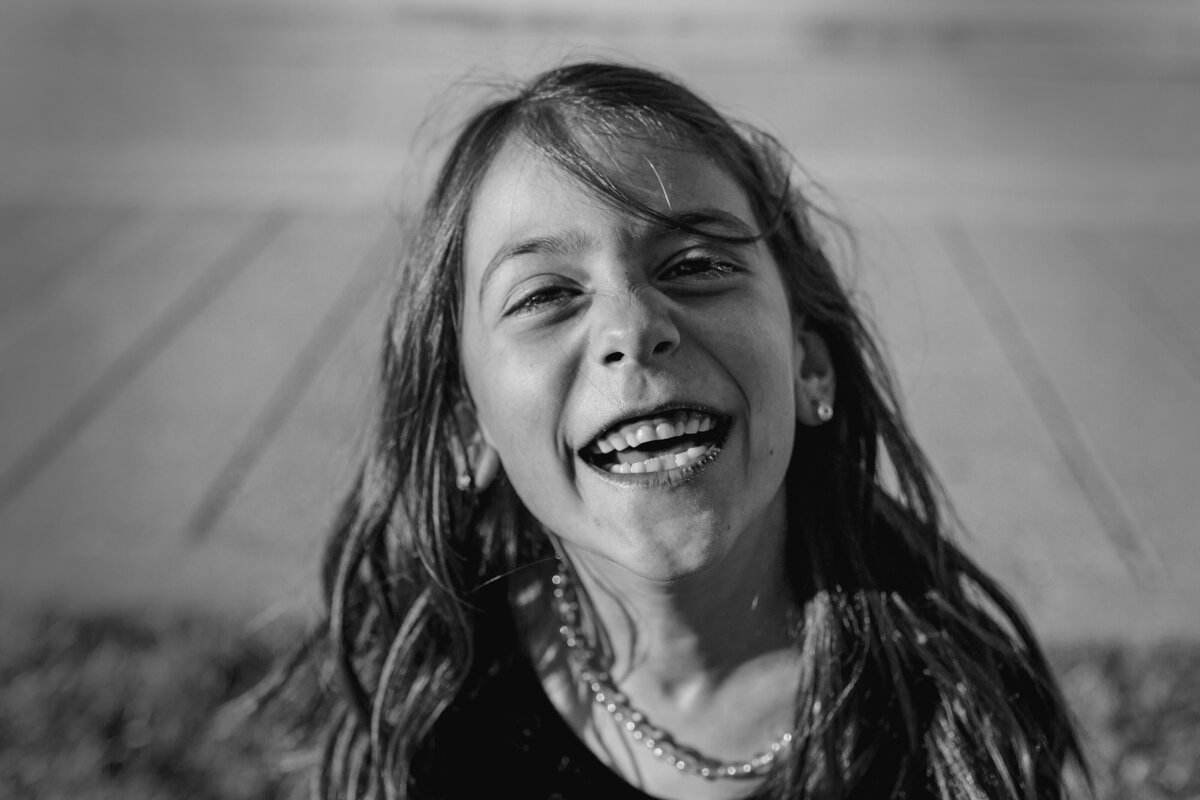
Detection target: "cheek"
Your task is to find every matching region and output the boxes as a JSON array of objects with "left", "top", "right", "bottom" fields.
[
  {"left": 471, "top": 351, "right": 569, "bottom": 482},
  {"left": 753, "top": 353, "right": 798, "bottom": 454},
  {"left": 732, "top": 318, "right": 799, "bottom": 466},
  {"left": 475, "top": 364, "right": 582, "bottom": 535},
  {"left": 726, "top": 315, "right": 797, "bottom": 418}
]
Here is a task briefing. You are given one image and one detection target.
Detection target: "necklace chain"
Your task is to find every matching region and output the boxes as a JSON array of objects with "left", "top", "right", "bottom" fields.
[{"left": 550, "top": 562, "right": 796, "bottom": 780}]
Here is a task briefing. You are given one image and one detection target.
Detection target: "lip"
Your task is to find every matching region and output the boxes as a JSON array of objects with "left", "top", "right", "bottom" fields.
[{"left": 576, "top": 403, "right": 732, "bottom": 486}]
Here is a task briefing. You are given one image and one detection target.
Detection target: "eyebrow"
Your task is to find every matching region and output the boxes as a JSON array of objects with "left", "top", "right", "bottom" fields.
[
  {"left": 476, "top": 207, "right": 759, "bottom": 304},
  {"left": 478, "top": 228, "right": 598, "bottom": 305}
]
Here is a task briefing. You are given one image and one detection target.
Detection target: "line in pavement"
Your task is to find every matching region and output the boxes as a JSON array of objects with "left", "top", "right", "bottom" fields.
[
  {"left": 0, "top": 210, "right": 292, "bottom": 510},
  {"left": 1074, "top": 230, "right": 1200, "bottom": 388},
  {"left": 185, "top": 221, "right": 395, "bottom": 540},
  {"left": 0, "top": 207, "right": 138, "bottom": 319},
  {"left": 935, "top": 219, "right": 1160, "bottom": 583}
]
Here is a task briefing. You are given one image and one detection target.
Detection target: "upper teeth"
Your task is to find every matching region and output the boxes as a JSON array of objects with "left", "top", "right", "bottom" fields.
[{"left": 591, "top": 411, "right": 715, "bottom": 454}]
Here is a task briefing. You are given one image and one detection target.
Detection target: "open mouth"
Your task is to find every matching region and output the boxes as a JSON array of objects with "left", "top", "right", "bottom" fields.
[{"left": 580, "top": 408, "right": 730, "bottom": 475}]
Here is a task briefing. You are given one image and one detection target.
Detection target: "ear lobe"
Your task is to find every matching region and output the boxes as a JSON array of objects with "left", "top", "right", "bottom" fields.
[
  {"left": 451, "top": 399, "right": 501, "bottom": 493},
  {"left": 469, "top": 444, "right": 501, "bottom": 493},
  {"left": 794, "top": 325, "right": 836, "bottom": 426}
]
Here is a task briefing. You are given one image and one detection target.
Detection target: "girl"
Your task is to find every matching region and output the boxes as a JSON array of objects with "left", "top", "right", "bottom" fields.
[{"left": 314, "top": 61, "right": 1086, "bottom": 799}]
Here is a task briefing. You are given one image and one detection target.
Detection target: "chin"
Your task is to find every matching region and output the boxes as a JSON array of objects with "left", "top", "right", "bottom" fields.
[{"left": 615, "top": 528, "right": 731, "bottom": 583}]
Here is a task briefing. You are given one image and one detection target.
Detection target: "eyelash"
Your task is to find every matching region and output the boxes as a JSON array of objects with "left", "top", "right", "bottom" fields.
[
  {"left": 661, "top": 252, "right": 740, "bottom": 281},
  {"left": 505, "top": 285, "right": 576, "bottom": 317}
]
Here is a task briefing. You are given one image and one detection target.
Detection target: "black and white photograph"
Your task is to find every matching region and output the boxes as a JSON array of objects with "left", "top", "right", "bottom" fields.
[{"left": 1, "top": 1, "right": 1197, "bottom": 798}]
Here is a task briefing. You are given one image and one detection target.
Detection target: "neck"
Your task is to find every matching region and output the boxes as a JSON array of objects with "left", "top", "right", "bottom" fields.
[{"left": 560, "top": 495, "right": 796, "bottom": 698}]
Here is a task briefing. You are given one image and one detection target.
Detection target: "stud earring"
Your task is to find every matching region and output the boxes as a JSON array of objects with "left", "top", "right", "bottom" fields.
[{"left": 816, "top": 400, "right": 834, "bottom": 423}]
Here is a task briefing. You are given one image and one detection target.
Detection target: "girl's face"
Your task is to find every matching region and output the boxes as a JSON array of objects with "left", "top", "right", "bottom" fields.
[{"left": 459, "top": 138, "right": 804, "bottom": 580}]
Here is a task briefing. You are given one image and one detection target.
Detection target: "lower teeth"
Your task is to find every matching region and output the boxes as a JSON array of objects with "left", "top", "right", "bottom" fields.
[{"left": 608, "top": 445, "right": 711, "bottom": 474}]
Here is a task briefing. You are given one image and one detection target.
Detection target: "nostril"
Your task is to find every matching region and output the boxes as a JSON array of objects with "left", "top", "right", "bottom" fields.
[
  {"left": 604, "top": 350, "right": 625, "bottom": 364},
  {"left": 652, "top": 339, "right": 673, "bottom": 356}
]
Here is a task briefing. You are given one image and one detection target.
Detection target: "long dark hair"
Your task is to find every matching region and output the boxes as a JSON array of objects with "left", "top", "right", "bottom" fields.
[{"left": 316, "top": 61, "right": 1086, "bottom": 799}]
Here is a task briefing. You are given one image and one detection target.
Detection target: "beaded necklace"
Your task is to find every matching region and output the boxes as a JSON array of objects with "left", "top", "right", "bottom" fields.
[{"left": 550, "top": 562, "right": 797, "bottom": 780}]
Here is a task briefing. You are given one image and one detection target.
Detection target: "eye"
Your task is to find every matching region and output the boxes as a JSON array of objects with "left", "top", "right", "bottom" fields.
[
  {"left": 503, "top": 284, "right": 578, "bottom": 318},
  {"left": 660, "top": 251, "right": 741, "bottom": 283}
]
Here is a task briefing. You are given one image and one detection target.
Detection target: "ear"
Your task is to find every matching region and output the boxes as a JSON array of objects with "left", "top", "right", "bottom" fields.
[
  {"left": 793, "top": 319, "right": 836, "bottom": 427},
  {"left": 451, "top": 398, "right": 501, "bottom": 493}
]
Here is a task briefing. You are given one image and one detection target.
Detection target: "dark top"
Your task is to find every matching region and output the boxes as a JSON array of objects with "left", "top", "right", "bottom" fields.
[
  {"left": 410, "top": 592, "right": 770, "bottom": 800},
  {"left": 405, "top": 508, "right": 1062, "bottom": 798},
  {"left": 408, "top": 571, "right": 956, "bottom": 800}
]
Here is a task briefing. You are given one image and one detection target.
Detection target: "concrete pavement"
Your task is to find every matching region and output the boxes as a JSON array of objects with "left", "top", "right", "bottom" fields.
[{"left": 0, "top": 1, "right": 1197, "bottom": 642}]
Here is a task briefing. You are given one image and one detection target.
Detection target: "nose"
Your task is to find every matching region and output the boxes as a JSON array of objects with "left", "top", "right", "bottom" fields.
[{"left": 591, "top": 285, "right": 680, "bottom": 366}]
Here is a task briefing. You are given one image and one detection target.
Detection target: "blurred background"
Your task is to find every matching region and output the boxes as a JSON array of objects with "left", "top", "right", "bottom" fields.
[{"left": 1, "top": 0, "right": 1198, "bottom": 797}]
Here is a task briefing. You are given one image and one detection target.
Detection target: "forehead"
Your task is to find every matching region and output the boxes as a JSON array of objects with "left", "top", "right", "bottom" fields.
[{"left": 462, "top": 137, "right": 757, "bottom": 271}]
